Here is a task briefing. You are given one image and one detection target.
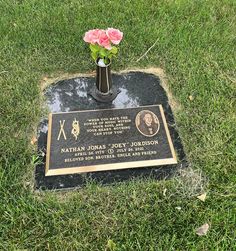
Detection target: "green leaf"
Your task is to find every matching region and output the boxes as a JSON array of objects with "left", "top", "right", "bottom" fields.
[
  {"left": 110, "top": 46, "right": 118, "bottom": 54},
  {"left": 91, "top": 51, "right": 97, "bottom": 61},
  {"left": 108, "top": 53, "right": 117, "bottom": 60},
  {"left": 99, "top": 48, "right": 108, "bottom": 57},
  {"left": 89, "top": 44, "right": 99, "bottom": 53}
]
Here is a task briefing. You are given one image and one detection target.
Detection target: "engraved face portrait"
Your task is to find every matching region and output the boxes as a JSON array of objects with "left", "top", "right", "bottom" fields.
[{"left": 135, "top": 110, "right": 160, "bottom": 137}]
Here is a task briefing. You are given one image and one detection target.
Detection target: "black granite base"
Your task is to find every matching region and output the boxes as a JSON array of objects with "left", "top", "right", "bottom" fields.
[{"left": 35, "top": 72, "right": 187, "bottom": 190}]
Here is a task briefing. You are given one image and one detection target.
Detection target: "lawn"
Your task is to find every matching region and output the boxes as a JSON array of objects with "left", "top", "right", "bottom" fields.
[{"left": 0, "top": 0, "right": 236, "bottom": 250}]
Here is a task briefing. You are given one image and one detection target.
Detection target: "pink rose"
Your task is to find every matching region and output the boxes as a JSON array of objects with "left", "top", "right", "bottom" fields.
[
  {"left": 83, "top": 29, "right": 102, "bottom": 44},
  {"left": 106, "top": 28, "right": 123, "bottom": 45},
  {"left": 98, "top": 31, "right": 112, "bottom": 50}
]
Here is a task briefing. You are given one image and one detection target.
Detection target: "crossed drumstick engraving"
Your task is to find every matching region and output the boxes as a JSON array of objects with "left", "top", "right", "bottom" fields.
[{"left": 57, "top": 120, "right": 67, "bottom": 140}]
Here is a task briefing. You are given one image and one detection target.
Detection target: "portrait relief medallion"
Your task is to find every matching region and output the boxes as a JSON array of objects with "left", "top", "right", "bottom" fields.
[{"left": 135, "top": 110, "right": 160, "bottom": 137}]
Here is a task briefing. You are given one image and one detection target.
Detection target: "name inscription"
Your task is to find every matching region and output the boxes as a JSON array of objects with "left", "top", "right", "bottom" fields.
[{"left": 46, "top": 105, "right": 177, "bottom": 176}]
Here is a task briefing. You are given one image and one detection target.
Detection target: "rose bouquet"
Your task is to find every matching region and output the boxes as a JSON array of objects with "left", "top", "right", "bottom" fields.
[{"left": 83, "top": 28, "right": 123, "bottom": 66}]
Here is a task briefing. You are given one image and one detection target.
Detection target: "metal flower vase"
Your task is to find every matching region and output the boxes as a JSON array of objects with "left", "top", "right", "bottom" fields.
[{"left": 89, "top": 59, "right": 120, "bottom": 103}]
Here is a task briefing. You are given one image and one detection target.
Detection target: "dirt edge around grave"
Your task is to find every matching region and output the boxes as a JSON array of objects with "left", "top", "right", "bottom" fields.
[{"left": 26, "top": 67, "right": 185, "bottom": 195}]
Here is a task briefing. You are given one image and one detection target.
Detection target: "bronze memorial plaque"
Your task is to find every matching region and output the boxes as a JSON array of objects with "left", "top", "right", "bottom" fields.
[{"left": 45, "top": 105, "right": 177, "bottom": 176}]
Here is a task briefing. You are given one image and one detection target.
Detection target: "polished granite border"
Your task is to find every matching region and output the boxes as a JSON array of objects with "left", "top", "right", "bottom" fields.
[{"left": 35, "top": 71, "right": 187, "bottom": 190}]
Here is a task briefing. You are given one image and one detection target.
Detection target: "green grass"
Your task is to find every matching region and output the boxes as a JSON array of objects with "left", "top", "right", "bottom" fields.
[{"left": 0, "top": 0, "right": 236, "bottom": 250}]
